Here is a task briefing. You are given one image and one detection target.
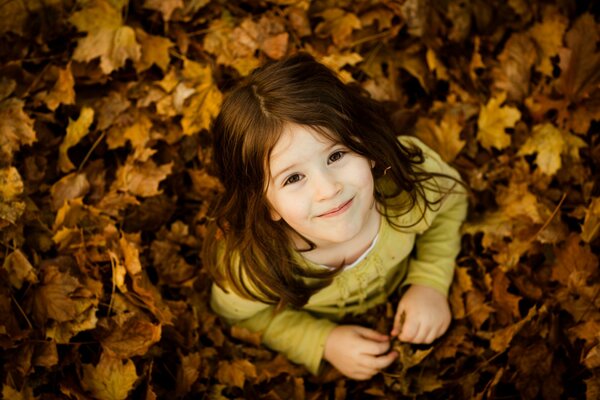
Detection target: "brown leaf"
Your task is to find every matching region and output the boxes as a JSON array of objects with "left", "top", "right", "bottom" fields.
[
  {"left": 32, "top": 341, "right": 59, "bottom": 368},
  {"left": 491, "top": 268, "right": 522, "bottom": 325},
  {"left": 551, "top": 233, "right": 598, "bottom": 290},
  {"left": 557, "top": 13, "right": 600, "bottom": 102},
  {"left": 175, "top": 352, "right": 201, "bottom": 397},
  {"left": 70, "top": 0, "right": 141, "bottom": 74},
  {"left": 489, "top": 306, "right": 538, "bottom": 352},
  {"left": 50, "top": 172, "right": 90, "bottom": 211},
  {"left": 0, "top": 98, "right": 36, "bottom": 162},
  {"left": 36, "top": 64, "right": 76, "bottom": 111},
  {"left": 180, "top": 59, "right": 223, "bottom": 135},
  {"left": 143, "top": 0, "right": 183, "bottom": 21},
  {"left": 1, "top": 384, "right": 38, "bottom": 400},
  {"left": 81, "top": 352, "right": 139, "bottom": 400},
  {"left": 414, "top": 111, "right": 466, "bottom": 162},
  {"left": 31, "top": 265, "right": 82, "bottom": 324},
  {"left": 113, "top": 157, "right": 173, "bottom": 197},
  {"left": 3, "top": 249, "right": 38, "bottom": 289},
  {"left": 492, "top": 33, "right": 536, "bottom": 102},
  {"left": 100, "top": 314, "right": 162, "bottom": 358},
  {"left": 216, "top": 359, "right": 257, "bottom": 388},
  {"left": 528, "top": 7, "right": 568, "bottom": 76},
  {"left": 581, "top": 197, "right": 600, "bottom": 243},
  {"left": 231, "top": 326, "right": 262, "bottom": 347}
]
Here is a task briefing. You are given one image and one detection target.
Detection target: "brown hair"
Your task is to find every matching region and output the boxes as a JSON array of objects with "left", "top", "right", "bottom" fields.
[{"left": 203, "top": 53, "right": 460, "bottom": 308}]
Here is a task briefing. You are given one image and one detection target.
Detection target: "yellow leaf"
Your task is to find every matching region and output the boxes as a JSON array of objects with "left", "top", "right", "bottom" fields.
[
  {"left": 32, "top": 265, "right": 82, "bottom": 324},
  {"left": 3, "top": 250, "right": 38, "bottom": 289},
  {"left": 216, "top": 359, "right": 257, "bottom": 388},
  {"left": 477, "top": 92, "right": 521, "bottom": 150},
  {"left": 81, "top": 352, "right": 138, "bottom": 400},
  {"left": 528, "top": 7, "right": 568, "bottom": 76},
  {"left": 59, "top": 107, "right": 94, "bottom": 172},
  {"left": 414, "top": 112, "right": 465, "bottom": 162},
  {"left": 0, "top": 98, "right": 36, "bottom": 162},
  {"left": 2, "top": 384, "right": 37, "bottom": 400},
  {"left": 70, "top": 0, "right": 141, "bottom": 74},
  {"left": 176, "top": 352, "right": 201, "bottom": 397},
  {"left": 120, "top": 234, "right": 142, "bottom": 275},
  {"left": 113, "top": 158, "right": 173, "bottom": 197},
  {"left": 180, "top": 60, "right": 222, "bottom": 135},
  {"left": 107, "top": 112, "right": 152, "bottom": 150},
  {"left": 39, "top": 64, "right": 76, "bottom": 111},
  {"left": 315, "top": 8, "right": 361, "bottom": 47},
  {"left": 0, "top": 166, "right": 23, "bottom": 201},
  {"left": 518, "top": 123, "right": 587, "bottom": 176},
  {"left": 581, "top": 197, "right": 600, "bottom": 243},
  {"left": 320, "top": 51, "right": 363, "bottom": 82},
  {"left": 143, "top": 0, "right": 183, "bottom": 21},
  {"left": 135, "top": 28, "right": 173, "bottom": 72},
  {"left": 47, "top": 303, "right": 99, "bottom": 343}
]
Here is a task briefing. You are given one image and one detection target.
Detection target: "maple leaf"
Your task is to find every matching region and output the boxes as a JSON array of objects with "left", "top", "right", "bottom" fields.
[
  {"left": 31, "top": 265, "right": 83, "bottom": 324},
  {"left": 47, "top": 304, "right": 99, "bottom": 344},
  {"left": 1, "top": 384, "right": 38, "bottom": 400},
  {"left": 113, "top": 157, "right": 173, "bottom": 197},
  {"left": 551, "top": 233, "right": 598, "bottom": 291},
  {"left": 477, "top": 92, "right": 521, "bottom": 150},
  {"left": 81, "top": 352, "right": 138, "bottom": 400},
  {"left": 528, "top": 7, "right": 568, "bottom": 76},
  {"left": 0, "top": 98, "right": 36, "bottom": 162},
  {"left": 180, "top": 60, "right": 223, "bottom": 135},
  {"left": 557, "top": 13, "right": 600, "bottom": 102},
  {"left": 70, "top": 0, "right": 141, "bottom": 74},
  {"left": 143, "top": 0, "right": 183, "bottom": 21},
  {"left": 59, "top": 107, "right": 94, "bottom": 173},
  {"left": 106, "top": 111, "right": 152, "bottom": 150},
  {"left": 99, "top": 314, "right": 161, "bottom": 358},
  {"left": 35, "top": 64, "right": 76, "bottom": 111},
  {"left": 216, "top": 359, "right": 257, "bottom": 388},
  {"left": 134, "top": 28, "right": 173, "bottom": 73},
  {"left": 203, "top": 12, "right": 260, "bottom": 76},
  {"left": 492, "top": 32, "right": 537, "bottom": 101},
  {"left": 414, "top": 111, "right": 466, "bottom": 162},
  {"left": 518, "top": 123, "right": 587, "bottom": 176},
  {"left": 3, "top": 250, "right": 38, "bottom": 290},
  {"left": 488, "top": 305, "right": 538, "bottom": 352},
  {"left": 175, "top": 352, "right": 201, "bottom": 397},
  {"left": 315, "top": 8, "right": 361, "bottom": 47}
]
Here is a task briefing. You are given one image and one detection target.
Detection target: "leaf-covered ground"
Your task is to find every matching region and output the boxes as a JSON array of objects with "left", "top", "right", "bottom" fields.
[{"left": 1, "top": 0, "right": 599, "bottom": 399}]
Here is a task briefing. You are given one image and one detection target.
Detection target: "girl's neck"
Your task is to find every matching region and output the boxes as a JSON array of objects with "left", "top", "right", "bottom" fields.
[{"left": 295, "top": 208, "right": 382, "bottom": 268}]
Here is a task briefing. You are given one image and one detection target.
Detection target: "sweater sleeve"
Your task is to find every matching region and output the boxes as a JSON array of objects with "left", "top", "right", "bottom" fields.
[
  {"left": 210, "top": 283, "right": 337, "bottom": 375},
  {"left": 400, "top": 137, "right": 469, "bottom": 295}
]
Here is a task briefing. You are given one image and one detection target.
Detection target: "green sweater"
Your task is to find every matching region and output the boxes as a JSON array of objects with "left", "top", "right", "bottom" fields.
[{"left": 210, "top": 137, "right": 468, "bottom": 374}]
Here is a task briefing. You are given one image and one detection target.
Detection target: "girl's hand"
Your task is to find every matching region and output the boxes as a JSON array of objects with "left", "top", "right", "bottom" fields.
[
  {"left": 323, "top": 325, "right": 398, "bottom": 380},
  {"left": 391, "top": 284, "right": 451, "bottom": 344}
]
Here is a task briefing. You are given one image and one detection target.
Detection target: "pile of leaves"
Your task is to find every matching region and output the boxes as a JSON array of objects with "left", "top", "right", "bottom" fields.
[{"left": 1, "top": 0, "right": 599, "bottom": 398}]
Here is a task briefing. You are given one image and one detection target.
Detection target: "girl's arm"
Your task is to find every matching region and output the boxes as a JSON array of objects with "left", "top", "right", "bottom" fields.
[
  {"left": 211, "top": 283, "right": 337, "bottom": 374},
  {"left": 391, "top": 137, "right": 469, "bottom": 340}
]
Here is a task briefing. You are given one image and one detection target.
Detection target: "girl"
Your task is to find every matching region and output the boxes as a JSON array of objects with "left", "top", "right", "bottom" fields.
[{"left": 203, "top": 53, "right": 468, "bottom": 380}]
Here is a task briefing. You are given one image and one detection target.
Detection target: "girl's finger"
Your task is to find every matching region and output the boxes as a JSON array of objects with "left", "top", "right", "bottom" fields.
[
  {"left": 361, "top": 338, "right": 390, "bottom": 356},
  {"left": 355, "top": 326, "right": 389, "bottom": 342},
  {"left": 369, "top": 351, "right": 398, "bottom": 370},
  {"left": 391, "top": 308, "right": 406, "bottom": 337}
]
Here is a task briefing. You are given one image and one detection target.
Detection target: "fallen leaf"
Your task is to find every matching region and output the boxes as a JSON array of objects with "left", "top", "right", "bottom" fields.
[
  {"left": 37, "top": 64, "right": 76, "bottom": 111},
  {"left": 70, "top": 0, "right": 141, "bottom": 74},
  {"left": 3, "top": 250, "right": 38, "bottom": 290},
  {"left": 31, "top": 265, "right": 82, "bottom": 324},
  {"left": 477, "top": 92, "right": 521, "bottom": 150},
  {"left": 0, "top": 166, "right": 24, "bottom": 200},
  {"left": 518, "top": 123, "right": 587, "bottom": 176},
  {"left": 581, "top": 197, "right": 600, "bottom": 243},
  {"left": 315, "top": 8, "right": 361, "bottom": 47},
  {"left": 135, "top": 28, "right": 173, "bottom": 73},
  {"left": 414, "top": 111, "right": 465, "bottom": 162},
  {"left": 175, "top": 352, "right": 201, "bottom": 397},
  {"left": 143, "top": 0, "right": 183, "bottom": 21},
  {"left": 492, "top": 33, "right": 536, "bottom": 101},
  {"left": 180, "top": 60, "right": 222, "bottom": 135},
  {"left": 1, "top": 384, "right": 37, "bottom": 400},
  {"left": 216, "top": 359, "right": 257, "bottom": 388},
  {"left": 100, "top": 314, "right": 162, "bottom": 358},
  {"left": 81, "top": 352, "right": 138, "bottom": 400},
  {"left": 59, "top": 107, "right": 94, "bottom": 173},
  {"left": 551, "top": 233, "right": 598, "bottom": 290},
  {"left": 528, "top": 7, "right": 568, "bottom": 76},
  {"left": 113, "top": 158, "right": 173, "bottom": 197},
  {"left": 0, "top": 98, "right": 36, "bottom": 162},
  {"left": 489, "top": 306, "right": 538, "bottom": 352},
  {"left": 50, "top": 172, "right": 90, "bottom": 211}
]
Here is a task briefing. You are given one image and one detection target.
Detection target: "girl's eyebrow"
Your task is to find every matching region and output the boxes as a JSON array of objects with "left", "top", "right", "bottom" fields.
[{"left": 271, "top": 142, "right": 338, "bottom": 182}]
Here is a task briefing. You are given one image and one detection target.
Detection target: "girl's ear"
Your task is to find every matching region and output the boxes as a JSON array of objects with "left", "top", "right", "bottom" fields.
[
  {"left": 270, "top": 208, "right": 282, "bottom": 221},
  {"left": 370, "top": 159, "right": 376, "bottom": 168}
]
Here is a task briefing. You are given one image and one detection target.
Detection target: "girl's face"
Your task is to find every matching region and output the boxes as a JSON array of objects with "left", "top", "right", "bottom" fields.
[{"left": 265, "top": 123, "right": 378, "bottom": 249}]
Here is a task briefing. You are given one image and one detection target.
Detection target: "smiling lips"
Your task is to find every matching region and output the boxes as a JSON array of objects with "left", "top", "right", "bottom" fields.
[{"left": 318, "top": 198, "right": 354, "bottom": 218}]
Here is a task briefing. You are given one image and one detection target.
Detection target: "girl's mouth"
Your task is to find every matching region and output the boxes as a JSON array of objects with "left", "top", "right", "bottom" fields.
[{"left": 318, "top": 198, "right": 353, "bottom": 218}]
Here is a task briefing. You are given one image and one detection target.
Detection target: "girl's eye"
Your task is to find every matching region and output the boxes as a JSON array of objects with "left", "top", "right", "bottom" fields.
[
  {"left": 284, "top": 174, "right": 302, "bottom": 186},
  {"left": 328, "top": 150, "right": 345, "bottom": 164}
]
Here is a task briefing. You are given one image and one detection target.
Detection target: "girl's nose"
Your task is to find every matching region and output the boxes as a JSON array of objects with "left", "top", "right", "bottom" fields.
[{"left": 313, "top": 170, "right": 341, "bottom": 200}]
